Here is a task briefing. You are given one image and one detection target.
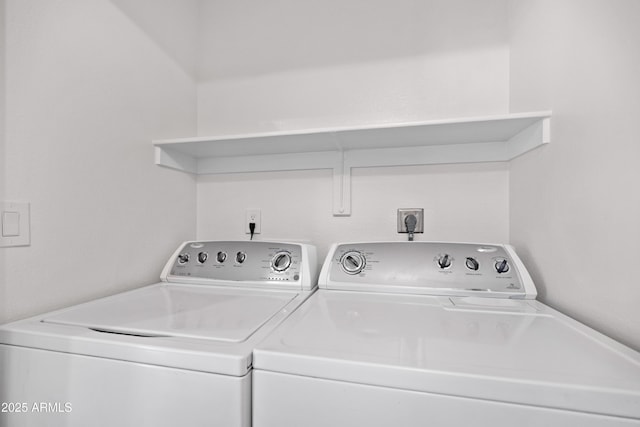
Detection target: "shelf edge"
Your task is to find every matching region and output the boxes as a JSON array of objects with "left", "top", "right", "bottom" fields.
[
  {"left": 154, "top": 146, "right": 198, "bottom": 174},
  {"left": 152, "top": 111, "right": 553, "bottom": 146}
]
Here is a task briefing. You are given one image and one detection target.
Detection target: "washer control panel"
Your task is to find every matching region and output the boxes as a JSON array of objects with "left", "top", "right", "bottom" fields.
[
  {"left": 163, "top": 241, "right": 316, "bottom": 289},
  {"left": 322, "top": 242, "right": 536, "bottom": 298}
]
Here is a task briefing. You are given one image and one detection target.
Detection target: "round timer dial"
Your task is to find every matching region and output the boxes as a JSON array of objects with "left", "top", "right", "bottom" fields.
[
  {"left": 340, "top": 251, "right": 366, "bottom": 275},
  {"left": 271, "top": 252, "right": 292, "bottom": 272}
]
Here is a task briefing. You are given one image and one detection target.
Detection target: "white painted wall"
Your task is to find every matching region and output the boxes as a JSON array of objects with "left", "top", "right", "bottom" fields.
[
  {"left": 1, "top": 0, "right": 198, "bottom": 323},
  {"left": 196, "top": 0, "right": 510, "bottom": 135},
  {"left": 195, "top": 0, "right": 512, "bottom": 261},
  {"left": 0, "top": 0, "right": 6, "bottom": 319},
  {"left": 197, "top": 164, "right": 510, "bottom": 265},
  {"left": 508, "top": 0, "right": 640, "bottom": 350}
]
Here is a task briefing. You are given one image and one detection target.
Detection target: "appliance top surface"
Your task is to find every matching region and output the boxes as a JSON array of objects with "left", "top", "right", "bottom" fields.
[
  {"left": 42, "top": 283, "right": 299, "bottom": 342},
  {"left": 320, "top": 241, "right": 536, "bottom": 298},
  {"left": 256, "top": 291, "right": 640, "bottom": 387},
  {"left": 254, "top": 290, "right": 640, "bottom": 418}
]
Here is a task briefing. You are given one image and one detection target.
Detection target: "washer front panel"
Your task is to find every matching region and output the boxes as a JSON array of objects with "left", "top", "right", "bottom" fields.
[{"left": 2, "top": 345, "right": 251, "bottom": 427}]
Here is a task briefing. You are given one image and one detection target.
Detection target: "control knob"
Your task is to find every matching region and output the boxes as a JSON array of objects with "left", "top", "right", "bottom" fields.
[
  {"left": 437, "top": 254, "right": 452, "bottom": 269},
  {"left": 197, "top": 252, "right": 208, "bottom": 264},
  {"left": 216, "top": 251, "right": 227, "bottom": 263},
  {"left": 495, "top": 258, "right": 510, "bottom": 274},
  {"left": 465, "top": 257, "right": 479, "bottom": 271},
  {"left": 340, "top": 251, "right": 366, "bottom": 275},
  {"left": 177, "top": 253, "right": 190, "bottom": 265},
  {"left": 236, "top": 251, "right": 247, "bottom": 264},
  {"left": 271, "top": 252, "right": 292, "bottom": 272}
]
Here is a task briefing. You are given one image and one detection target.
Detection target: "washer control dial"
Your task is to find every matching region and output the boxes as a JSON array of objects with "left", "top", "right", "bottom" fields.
[
  {"left": 340, "top": 251, "right": 366, "bottom": 275},
  {"left": 436, "top": 254, "right": 452, "bottom": 269},
  {"left": 216, "top": 251, "right": 227, "bottom": 263},
  {"left": 236, "top": 251, "right": 247, "bottom": 264},
  {"left": 495, "top": 258, "right": 510, "bottom": 274},
  {"left": 271, "top": 251, "right": 292, "bottom": 272},
  {"left": 177, "top": 253, "right": 190, "bottom": 265},
  {"left": 197, "top": 252, "right": 208, "bottom": 264},
  {"left": 465, "top": 257, "right": 479, "bottom": 271}
]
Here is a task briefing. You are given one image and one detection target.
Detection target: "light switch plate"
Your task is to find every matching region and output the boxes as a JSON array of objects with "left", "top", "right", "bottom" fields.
[{"left": 0, "top": 201, "right": 30, "bottom": 247}]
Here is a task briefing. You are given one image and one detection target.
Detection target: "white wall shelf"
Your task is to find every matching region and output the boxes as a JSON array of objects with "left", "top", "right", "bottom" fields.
[{"left": 154, "top": 111, "right": 551, "bottom": 216}]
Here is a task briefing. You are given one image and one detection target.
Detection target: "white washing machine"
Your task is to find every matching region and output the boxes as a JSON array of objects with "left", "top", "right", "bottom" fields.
[
  {"left": 253, "top": 241, "right": 640, "bottom": 427},
  {"left": 0, "top": 240, "right": 317, "bottom": 427}
]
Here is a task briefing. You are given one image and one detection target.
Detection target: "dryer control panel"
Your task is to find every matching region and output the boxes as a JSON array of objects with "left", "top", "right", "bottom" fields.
[
  {"left": 161, "top": 241, "right": 317, "bottom": 290},
  {"left": 320, "top": 242, "right": 536, "bottom": 299}
]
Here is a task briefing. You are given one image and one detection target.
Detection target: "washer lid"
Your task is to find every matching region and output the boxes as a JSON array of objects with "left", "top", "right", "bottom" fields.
[
  {"left": 43, "top": 284, "right": 298, "bottom": 342},
  {"left": 254, "top": 291, "right": 640, "bottom": 420}
]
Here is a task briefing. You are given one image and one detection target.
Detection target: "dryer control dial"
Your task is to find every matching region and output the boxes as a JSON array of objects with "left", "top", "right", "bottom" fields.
[
  {"left": 271, "top": 252, "right": 292, "bottom": 272},
  {"left": 495, "top": 258, "right": 510, "bottom": 274},
  {"left": 340, "top": 251, "right": 366, "bottom": 275},
  {"left": 465, "top": 257, "right": 479, "bottom": 271},
  {"left": 436, "top": 254, "right": 452, "bottom": 269}
]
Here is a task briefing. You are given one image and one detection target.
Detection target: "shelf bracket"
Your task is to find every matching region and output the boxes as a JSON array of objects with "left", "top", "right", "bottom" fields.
[
  {"left": 154, "top": 146, "right": 198, "bottom": 174},
  {"left": 332, "top": 151, "right": 351, "bottom": 216},
  {"left": 506, "top": 117, "right": 551, "bottom": 159}
]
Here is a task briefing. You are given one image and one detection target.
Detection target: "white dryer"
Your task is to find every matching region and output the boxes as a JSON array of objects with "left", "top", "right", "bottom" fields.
[
  {"left": 0, "top": 240, "right": 317, "bottom": 427},
  {"left": 253, "top": 241, "right": 640, "bottom": 427}
]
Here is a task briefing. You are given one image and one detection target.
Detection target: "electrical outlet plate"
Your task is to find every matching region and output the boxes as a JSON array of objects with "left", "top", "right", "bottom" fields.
[
  {"left": 397, "top": 208, "right": 424, "bottom": 233},
  {"left": 245, "top": 209, "right": 261, "bottom": 234}
]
